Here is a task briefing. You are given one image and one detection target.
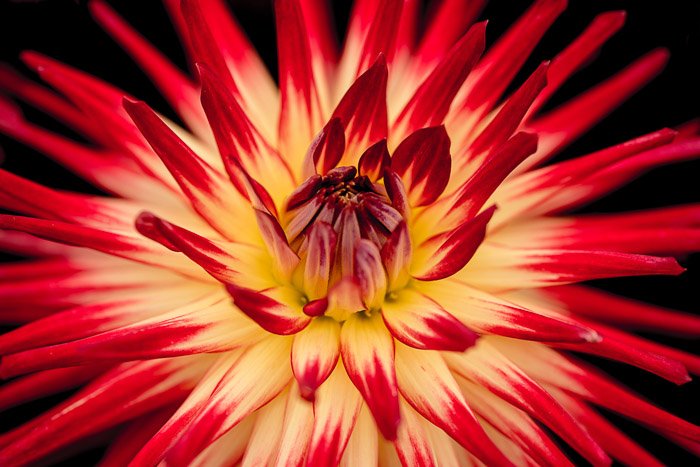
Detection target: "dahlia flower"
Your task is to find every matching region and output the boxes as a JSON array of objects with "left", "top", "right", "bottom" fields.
[{"left": 0, "top": 0, "right": 698, "bottom": 465}]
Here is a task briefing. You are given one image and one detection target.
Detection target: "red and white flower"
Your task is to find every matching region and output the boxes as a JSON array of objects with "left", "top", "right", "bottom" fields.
[{"left": 0, "top": 0, "right": 698, "bottom": 465}]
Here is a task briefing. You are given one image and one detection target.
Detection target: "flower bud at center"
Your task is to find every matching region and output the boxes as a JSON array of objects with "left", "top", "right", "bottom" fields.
[{"left": 283, "top": 166, "right": 406, "bottom": 314}]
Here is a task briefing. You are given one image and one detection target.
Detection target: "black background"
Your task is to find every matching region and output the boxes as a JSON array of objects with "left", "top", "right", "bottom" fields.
[{"left": 0, "top": 0, "right": 698, "bottom": 465}]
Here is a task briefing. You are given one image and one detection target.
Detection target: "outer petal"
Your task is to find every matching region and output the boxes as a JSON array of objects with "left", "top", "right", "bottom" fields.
[
  {"left": 382, "top": 288, "right": 478, "bottom": 351},
  {"left": 394, "top": 344, "right": 512, "bottom": 466},
  {"left": 340, "top": 311, "right": 400, "bottom": 440},
  {"left": 165, "top": 337, "right": 293, "bottom": 465},
  {"left": 446, "top": 340, "right": 609, "bottom": 465},
  {"left": 306, "top": 361, "right": 363, "bottom": 466}
]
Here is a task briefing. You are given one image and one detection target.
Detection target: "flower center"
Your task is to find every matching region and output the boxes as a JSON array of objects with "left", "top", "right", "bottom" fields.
[{"left": 282, "top": 166, "right": 406, "bottom": 317}]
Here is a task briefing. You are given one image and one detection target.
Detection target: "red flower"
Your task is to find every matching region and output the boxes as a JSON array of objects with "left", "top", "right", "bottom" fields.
[{"left": 0, "top": 0, "right": 698, "bottom": 465}]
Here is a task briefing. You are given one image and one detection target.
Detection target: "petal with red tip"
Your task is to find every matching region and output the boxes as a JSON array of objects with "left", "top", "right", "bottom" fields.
[
  {"left": 391, "top": 126, "right": 451, "bottom": 207},
  {"left": 393, "top": 398, "right": 436, "bottom": 467},
  {"left": 528, "top": 49, "right": 669, "bottom": 167},
  {"left": 89, "top": 0, "right": 208, "bottom": 138},
  {"left": 226, "top": 285, "right": 311, "bottom": 336},
  {"left": 358, "top": 139, "right": 391, "bottom": 181},
  {"left": 417, "top": 0, "right": 486, "bottom": 64},
  {"left": 446, "top": 341, "right": 610, "bottom": 465},
  {"left": 0, "top": 358, "right": 204, "bottom": 466},
  {"left": 417, "top": 280, "right": 597, "bottom": 343},
  {"left": 306, "top": 117, "right": 346, "bottom": 176},
  {"left": 124, "top": 98, "right": 249, "bottom": 240},
  {"left": 394, "top": 344, "right": 512, "bottom": 466},
  {"left": 291, "top": 317, "right": 340, "bottom": 400},
  {"left": 356, "top": 0, "right": 403, "bottom": 73},
  {"left": 197, "top": 64, "right": 295, "bottom": 204},
  {"left": 412, "top": 206, "right": 495, "bottom": 281},
  {"left": 135, "top": 212, "right": 272, "bottom": 289},
  {"left": 164, "top": 337, "right": 293, "bottom": 465},
  {"left": 457, "top": 378, "right": 571, "bottom": 466},
  {"left": 332, "top": 55, "right": 388, "bottom": 162},
  {"left": 276, "top": 0, "right": 323, "bottom": 172},
  {"left": 0, "top": 295, "right": 262, "bottom": 379},
  {"left": 306, "top": 362, "right": 363, "bottom": 466},
  {"left": 274, "top": 386, "right": 314, "bottom": 466},
  {"left": 382, "top": 288, "right": 477, "bottom": 351},
  {"left": 394, "top": 22, "right": 485, "bottom": 137},
  {"left": 340, "top": 311, "right": 400, "bottom": 440},
  {"left": 302, "top": 222, "right": 337, "bottom": 299},
  {"left": 531, "top": 10, "right": 626, "bottom": 114}
]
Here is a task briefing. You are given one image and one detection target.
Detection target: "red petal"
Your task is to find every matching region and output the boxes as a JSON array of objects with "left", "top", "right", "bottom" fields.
[
  {"left": 226, "top": 285, "right": 311, "bottom": 335},
  {"left": 358, "top": 139, "right": 391, "bottom": 181},
  {"left": 395, "top": 22, "right": 486, "bottom": 135},
  {"left": 307, "top": 117, "right": 346, "bottom": 176},
  {"left": 332, "top": 55, "right": 388, "bottom": 160},
  {"left": 391, "top": 126, "right": 452, "bottom": 207},
  {"left": 417, "top": 0, "right": 486, "bottom": 64},
  {"left": 413, "top": 206, "right": 495, "bottom": 281},
  {"left": 531, "top": 10, "right": 626, "bottom": 114},
  {"left": 356, "top": 0, "right": 403, "bottom": 73}
]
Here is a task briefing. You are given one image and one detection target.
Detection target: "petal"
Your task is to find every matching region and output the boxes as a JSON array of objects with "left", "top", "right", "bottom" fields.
[
  {"left": 131, "top": 352, "right": 244, "bottom": 466},
  {"left": 305, "top": 117, "right": 346, "bottom": 176},
  {"left": 0, "top": 358, "right": 205, "bottom": 466},
  {"left": 123, "top": 98, "right": 249, "bottom": 240},
  {"left": 412, "top": 205, "right": 495, "bottom": 281},
  {"left": 197, "top": 64, "right": 295, "bottom": 205},
  {"left": 394, "top": 344, "right": 512, "bottom": 465},
  {"left": 0, "top": 295, "right": 261, "bottom": 378},
  {"left": 340, "top": 311, "right": 400, "bottom": 440},
  {"left": 239, "top": 393, "right": 287, "bottom": 466},
  {"left": 355, "top": 0, "right": 404, "bottom": 73},
  {"left": 380, "top": 220, "right": 412, "bottom": 290},
  {"left": 457, "top": 378, "right": 571, "bottom": 466},
  {"left": 393, "top": 398, "right": 436, "bottom": 467},
  {"left": 462, "top": 245, "right": 685, "bottom": 291},
  {"left": 542, "top": 285, "right": 700, "bottom": 337},
  {"left": 332, "top": 55, "right": 388, "bottom": 163},
  {"left": 353, "top": 238, "right": 388, "bottom": 310},
  {"left": 339, "top": 405, "right": 379, "bottom": 467},
  {"left": 291, "top": 316, "right": 341, "bottom": 400},
  {"left": 382, "top": 288, "right": 478, "bottom": 352},
  {"left": 274, "top": 387, "right": 314, "bottom": 466},
  {"left": 417, "top": 0, "right": 486, "bottom": 64},
  {"left": 528, "top": 49, "right": 669, "bottom": 166},
  {"left": 276, "top": 0, "right": 323, "bottom": 173},
  {"left": 135, "top": 212, "right": 272, "bottom": 289},
  {"left": 165, "top": 337, "right": 293, "bottom": 465},
  {"left": 418, "top": 279, "right": 609, "bottom": 343},
  {"left": 89, "top": 0, "right": 209, "bottom": 139},
  {"left": 391, "top": 126, "right": 451, "bottom": 207},
  {"left": 531, "top": 10, "right": 626, "bottom": 114},
  {"left": 358, "top": 139, "right": 391, "bottom": 181},
  {"left": 446, "top": 340, "right": 609, "bottom": 465},
  {"left": 226, "top": 285, "right": 311, "bottom": 336},
  {"left": 306, "top": 362, "right": 363, "bottom": 466},
  {"left": 302, "top": 221, "right": 338, "bottom": 299},
  {"left": 394, "top": 22, "right": 485, "bottom": 138}
]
